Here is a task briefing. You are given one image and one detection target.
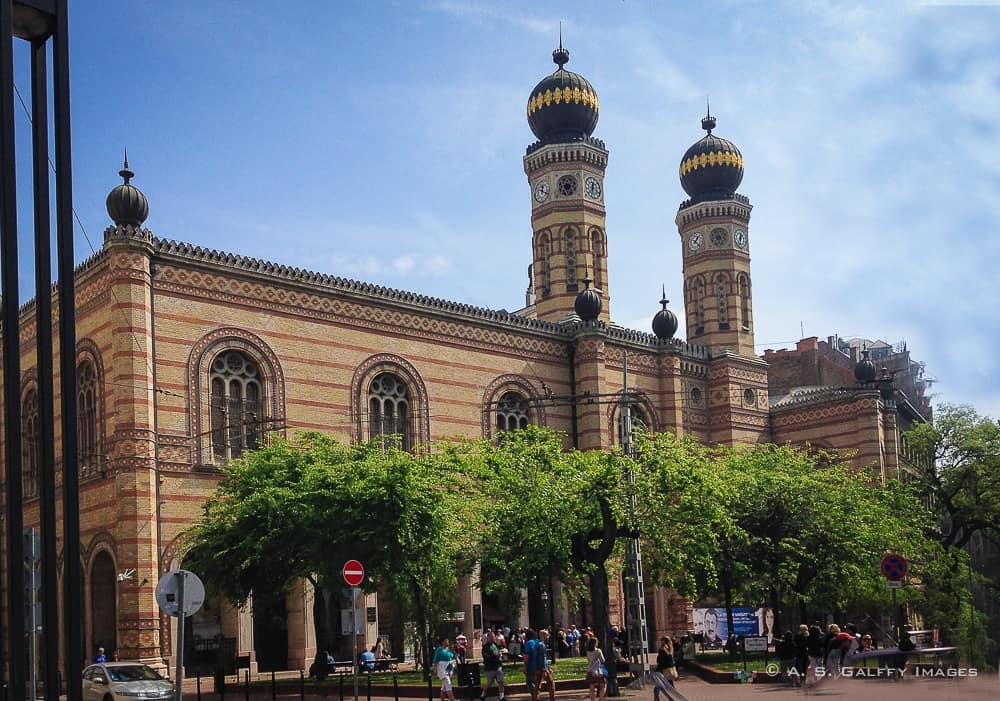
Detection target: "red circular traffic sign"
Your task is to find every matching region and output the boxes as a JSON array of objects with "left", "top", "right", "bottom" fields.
[
  {"left": 342, "top": 559, "right": 365, "bottom": 586},
  {"left": 880, "top": 554, "right": 908, "bottom": 581}
]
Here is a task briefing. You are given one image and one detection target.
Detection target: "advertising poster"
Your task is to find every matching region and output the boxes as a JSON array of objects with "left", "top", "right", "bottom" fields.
[{"left": 693, "top": 607, "right": 763, "bottom": 645}]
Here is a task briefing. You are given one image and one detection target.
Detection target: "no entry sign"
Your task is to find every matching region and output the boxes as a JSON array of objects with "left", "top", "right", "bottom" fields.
[{"left": 342, "top": 559, "right": 365, "bottom": 586}]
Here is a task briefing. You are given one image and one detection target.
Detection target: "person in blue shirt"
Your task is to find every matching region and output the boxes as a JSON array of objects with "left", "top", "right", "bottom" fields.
[
  {"left": 360, "top": 646, "right": 376, "bottom": 672},
  {"left": 532, "top": 630, "right": 555, "bottom": 701},
  {"left": 94, "top": 646, "right": 107, "bottom": 663},
  {"left": 522, "top": 629, "right": 537, "bottom": 696},
  {"left": 432, "top": 637, "right": 456, "bottom": 701}
]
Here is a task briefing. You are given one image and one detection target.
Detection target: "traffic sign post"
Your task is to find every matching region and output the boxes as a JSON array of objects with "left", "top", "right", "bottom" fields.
[
  {"left": 880, "top": 555, "right": 908, "bottom": 643},
  {"left": 342, "top": 562, "right": 365, "bottom": 701},
  {"left": 156, "top": 570, "right": 206, "bottom": 701}
]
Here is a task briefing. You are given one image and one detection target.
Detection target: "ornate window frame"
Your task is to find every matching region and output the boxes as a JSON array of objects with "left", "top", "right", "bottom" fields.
[
  {"left": 351, "top": 354, "right": 429, "bottom": 449},
  {"left": 607, "top": 390, "right": 658, "bottom": 447},
  {"left": 21, "top": 372, "right": 40, "bottom": 499},
  {"left": 481, "top": 374, "right": 547, "bottom": 438},
  {"left": 187, "top": 328, "right": 285, "bottom": 467},
  {"left": 77, "top": 339, "right": 106, "bottom": 481}
]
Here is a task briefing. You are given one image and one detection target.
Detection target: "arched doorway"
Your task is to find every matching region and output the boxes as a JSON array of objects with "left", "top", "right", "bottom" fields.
[{"left": 91, "top": 551, "right": 117, "bottom": 655}]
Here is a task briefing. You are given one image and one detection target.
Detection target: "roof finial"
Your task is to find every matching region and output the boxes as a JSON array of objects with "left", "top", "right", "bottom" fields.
[
  {"left": 660, "top": 284, "right": 669, "bottom": 310},
  {"left": 701, "top": 98, "right": 716, "bottom": 134},
  {"left": 119, "top": 146, "right": 135, "bottom": 185},
  {"left": 553, "top": 22, "right": 570, "bottom": 68}
]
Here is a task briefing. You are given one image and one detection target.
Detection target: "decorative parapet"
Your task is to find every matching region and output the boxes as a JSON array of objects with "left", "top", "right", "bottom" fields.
[
  {"left": 104, "top": 223, "right": 154, "bottom": 245},
  {"left": 770, "top": 385, "right": 877, "bottom": 412},
  {"left": 523, "top": 136, "right": 608, "bottom": 167},
  {"left": 675, "top": 194, "right": 752, "bottom": 222},
  {"left": 151, "top": 237, "right": 576, "bottom": 339}
]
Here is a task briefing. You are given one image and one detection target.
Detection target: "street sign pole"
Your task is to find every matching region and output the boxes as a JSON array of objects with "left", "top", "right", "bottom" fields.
[
  {"left": 352, "top": 586, "right": 359, "bottom": 701},
  {"left": 175, "top": 571, "right": 186, "bottom": 701},
  {"left": 891, "top": 586, "right": 898, "bottom": 642}
]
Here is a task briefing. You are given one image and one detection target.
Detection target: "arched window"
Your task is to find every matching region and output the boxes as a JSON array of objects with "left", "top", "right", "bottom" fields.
[
  {"left": 210, "top": 350, "right": 264, "bottom": 462},
  {"left": 738, "top": 274, "right": 751, "bottom": 332},
  {"left": 496, "top": 392, "right": 530, "bottom": 432},
  {"left": 537, "top": 232, "right": 552, "bottom": 297},
  {"left": 694, "top": 277, "right": 706, "bottom": 333},
  {"left": 618, "top": 402, "right": 649, "bottom": 447},
  {"left": 715, "top": 273, "right": 729, "bottom": 329},
  {"left": 22, "top": 388, "right": 40, "bottom": 499},
  {"left": 368, "top": 373, "right": 412, "bottom": 450},
  {"left": 590, "top": 228, "right": 606, "bottom": 291},
  {"left": 78, "top": 358, "right": 100, "bottom": 476},
  {"left": 565, "top": 228, "right": 578, "bottom": 291}
]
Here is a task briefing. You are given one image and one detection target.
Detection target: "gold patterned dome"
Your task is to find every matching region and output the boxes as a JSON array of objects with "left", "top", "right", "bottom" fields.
[
  {"left": 527, "top": 42, "right": 599, "bottom": 144},
  {"left": 679, "top": 110, "right": 744, "bottom": 202}
]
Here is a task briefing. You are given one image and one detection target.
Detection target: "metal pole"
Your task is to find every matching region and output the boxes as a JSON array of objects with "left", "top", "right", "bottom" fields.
[
  {"left": 891, "top": 587, "right": 898, "bottom": 643},
  {"left": 54, "top": 0, "right": 83, "bottom": 689},
  {"left": 0, "top": 2, "right": 26, "bottom": 695},
  {"left": 352, "top": 587, "right": 359, "bottom": 701},
  {"left": 175, "top": 573, "right": 187, "bottom": 701}
]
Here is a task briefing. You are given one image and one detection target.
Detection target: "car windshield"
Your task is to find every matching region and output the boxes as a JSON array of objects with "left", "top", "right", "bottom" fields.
[{"left": 108, "top": 666, "right": 163, "bottom": 682}]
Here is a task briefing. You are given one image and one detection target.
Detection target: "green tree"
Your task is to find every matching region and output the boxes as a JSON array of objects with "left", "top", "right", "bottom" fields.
[
  {"left": 903, "top": 404, "right": 1000, "bottom": 662},
  {"left": 467, "top": 427, "right": 634, "bottom": 646},
  {"left": 634, "top": 435, "right": 934, "bottom": 631},
  {"left": 186, "top": 432, "right": 477, "bottom": 651}
]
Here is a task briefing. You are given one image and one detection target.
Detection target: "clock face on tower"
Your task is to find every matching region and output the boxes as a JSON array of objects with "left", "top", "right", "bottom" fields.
[
  {"left": 734, "top": 228, "right": 748, "bottom": 249},
  {"left": 688, "top": 232, "right": 704, "bottom": 252},
  {"left": 585, "top": 176, "right": 602, "bottom": 199},
  {"left": 710, "top": 227, "right": 729, "bottom": 247},
  {"left": 533, "top": 181, "right": 550, "bottom": 203}
]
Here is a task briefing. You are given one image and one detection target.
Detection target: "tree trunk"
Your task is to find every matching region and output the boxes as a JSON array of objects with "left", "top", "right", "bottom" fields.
[{"left": 311, "top": 578, "right": 329, "bottom": 651}]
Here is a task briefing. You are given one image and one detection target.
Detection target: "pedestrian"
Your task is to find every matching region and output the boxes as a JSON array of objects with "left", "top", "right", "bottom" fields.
[
  {"left": 432, "top": 637, "right": 456, "bottom": 701},
  {"left": 93, "top": 646, "right": 107, "bottom": 663},
  {"left": 531, "top": 630, "right": 555, "bottom": 701},
  {"left": 455, "top": 633, "right": 468, "bottom": 664},
  {"left": 793, "top": 625, "right": 809, "bottom": 686},
  {"left": 480, "top": 629, "right": 505, "bottom": 701},
  {"left": 522, "top": 629, "right": 537, "bottom": 697},
  {"left": 653, "top": 637, "right": 679, "bottom": 697},
  {"left": 776, "top": 631, "right": 796, "bottom": 684},
  {"left": 585, "top": 637, "right": 607, "bottom": 701},
  {"left": 805, "top": 625, "right": 824, "bottom": 685}
]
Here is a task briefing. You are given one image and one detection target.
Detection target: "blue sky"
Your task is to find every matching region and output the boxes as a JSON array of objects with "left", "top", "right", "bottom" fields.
[{"left": 9, "top": 1, "right": 1000, "bottom": 418}]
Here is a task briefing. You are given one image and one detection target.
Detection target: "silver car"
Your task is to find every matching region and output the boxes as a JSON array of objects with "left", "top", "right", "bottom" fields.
[{"left": 83, "top": 663, "right": 174, "bottom": 701}]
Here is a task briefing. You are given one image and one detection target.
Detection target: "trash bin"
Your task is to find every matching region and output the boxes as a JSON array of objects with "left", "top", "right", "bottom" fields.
[{"left": 456, "top": 663, "right": 481, "bottom": 698}]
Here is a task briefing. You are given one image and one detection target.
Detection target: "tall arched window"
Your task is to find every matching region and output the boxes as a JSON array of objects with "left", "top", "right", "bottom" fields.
[
  {"left": 537, "top": 232, "right": 552, "bottom": 297},
  {"left": 694, "top": 276, "right": 706, "bottom": 333},
  {"left": 618, "top": 403, "right": 649, "bottom": 447},
  {"left": 78, "top": 358, "right": 100, "bottom": 476},
  {"left": 565, "top": 228, "right": 578, "bottom": 291},
  {"left": 496, "top": 392, "right": 530, "bottom": 432},
  {"left": 738, "top": 274, "right": 751, "bottom": 332},
  {"left": 590, "top": 228, "right": 606, "bottom": 291},
  {"left": 22, "top": 388, "right": 40, "bottom": 498},
  {"left": 368, "top": 373, "right": 412, "bottom": 450},
  {"left": 715, "top": 273, "right": 730, "bottom": 329},
  {"left": 210, "top": 350, "right": 263, "bottom": 462}
]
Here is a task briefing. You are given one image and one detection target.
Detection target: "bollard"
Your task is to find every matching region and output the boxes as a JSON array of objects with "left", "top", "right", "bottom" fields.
[
  {"left": 366, "top": 672, "right": 372, "bottom": 701},
  {"left": 392, "top": 672, "right": 399, "bottom": 701},
  {"left": 339, "top": 672, "right": 345, "bottom": 701},
  {"left": 271, "top": 670, "right": 276, "bottom": 701},
  {"left": 244, "top": 670, "right": 250, "bottom": 701},
  {"left": 197, "top": 673, "right": 202, "bottom": 701},
  {"left": 300, "top": 670, "right": 305, "bottom": 701}
]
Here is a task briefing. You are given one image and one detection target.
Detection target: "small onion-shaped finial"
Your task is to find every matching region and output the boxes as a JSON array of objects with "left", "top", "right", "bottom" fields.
[
  {"left": 854, "top": 349, "right": 877, "bottom": 384},
  {"left": 106, "top": 151, "right": 149, "bottom": 226},
  {"left": 574, "top": 277, "right": 602, "bottom": 321},
  {"left": 652, "top": 286, "right": 678, "bottom": 340}
]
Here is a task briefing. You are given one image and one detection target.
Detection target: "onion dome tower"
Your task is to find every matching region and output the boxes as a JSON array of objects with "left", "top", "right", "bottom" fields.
[
  {"left": 651, "top": 287, "right": 678, "bottom": 340},
  {"left": 679, "top": 111, "right": 744, "bottom": 203},
  {"left": 854, "top": 349, "right": 877, "bottom": 384},
  {"left": 526, "top": 41, "right": 599, "bottom": 144},
  {"left": 675, "top": 106, "right": 754, "bottom": 358},
  {"left": 574, "top": 277, "right": 602, "bottom": 322},
  {"left": 106, "top": 152, "right": 149, "bottom": 227},
  {"left": 525, "top": 37, "right": 610, "bottom": 324}
]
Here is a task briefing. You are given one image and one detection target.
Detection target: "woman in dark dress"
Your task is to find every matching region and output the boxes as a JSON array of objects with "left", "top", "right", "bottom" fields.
[{"left": 793, "top": 624, "right": 810, "bottom": 686}]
